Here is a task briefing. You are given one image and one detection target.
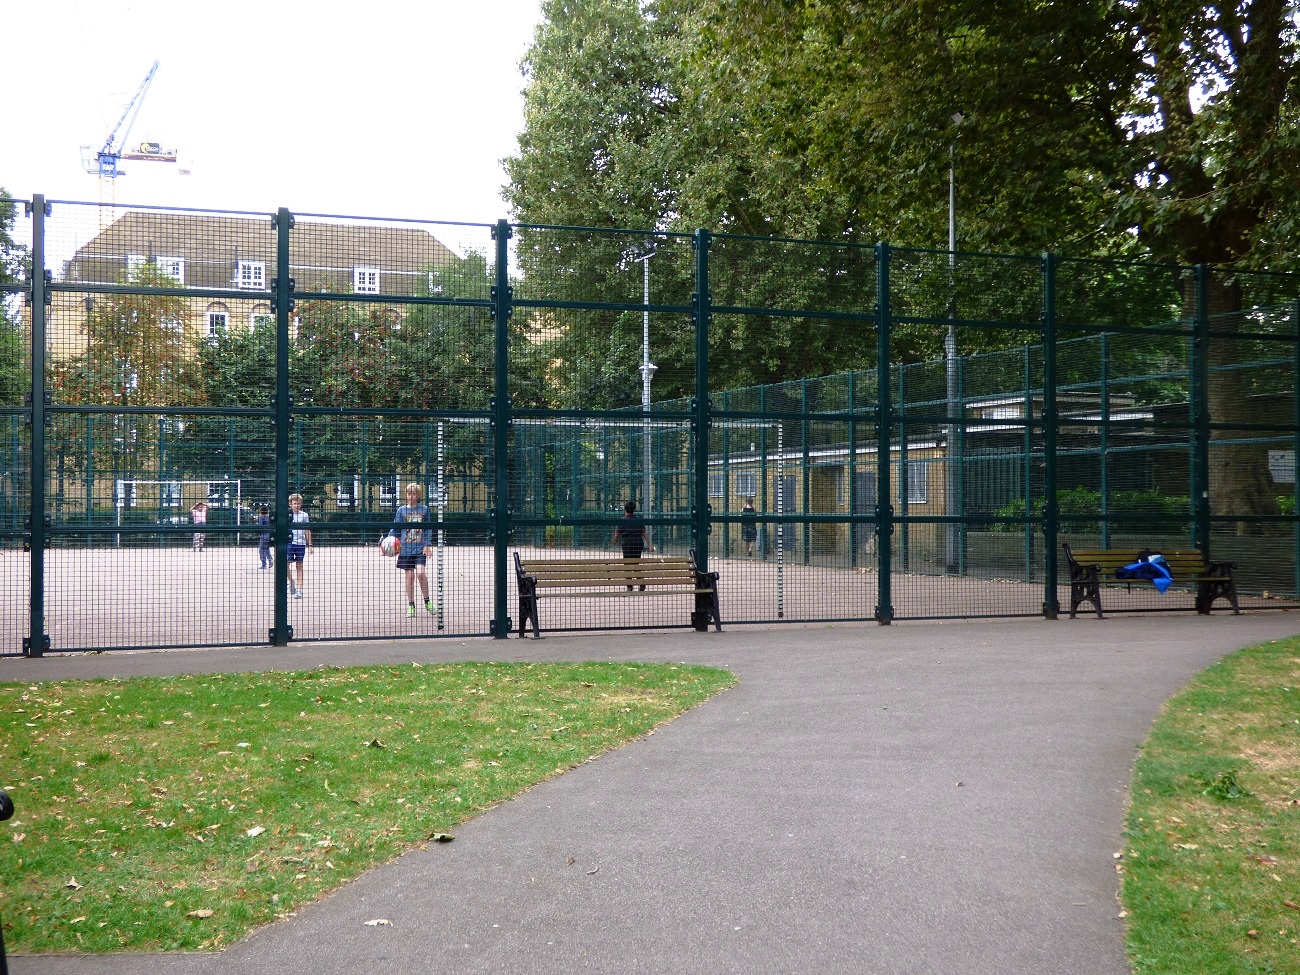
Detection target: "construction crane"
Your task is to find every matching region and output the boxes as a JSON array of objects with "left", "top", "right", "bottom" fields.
[{"left": 80, "top": 60, "right": 179, "bottom": 225}]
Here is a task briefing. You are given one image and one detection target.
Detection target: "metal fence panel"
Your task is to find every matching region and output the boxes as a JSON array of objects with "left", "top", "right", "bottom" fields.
[{"left": 5, "top": 200, "right": 1299, "bottom": 653}]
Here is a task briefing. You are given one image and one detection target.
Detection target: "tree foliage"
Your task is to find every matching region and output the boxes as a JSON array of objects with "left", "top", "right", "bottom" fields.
[
  {"left": 506, "top": 1, "right": 1300, "bottom": 520},
  {"left": 0, "top": 188, "right": 29, "bottom": 407},
  {"left": 52, "top": 261, "right": 205, "bottom": 412},
  {"left": 505, "top": 1, "right": 1300, "bottom": 297}
]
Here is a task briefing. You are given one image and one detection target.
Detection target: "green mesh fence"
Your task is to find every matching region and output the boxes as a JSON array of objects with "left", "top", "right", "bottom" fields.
[{"left": 4, "top": 200, "right": 1299, "bottom": 653}]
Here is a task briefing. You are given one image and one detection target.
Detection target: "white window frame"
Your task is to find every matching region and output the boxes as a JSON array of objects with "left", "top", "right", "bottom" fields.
[
  {"left": 208, "top": 311, "right": 229, "bottom": 337},
  {"left": 158, "top": 256, "right": 185, "bottom": 283},
  {"left": 735, "top": 472, "right": 757, "bottom": 497},
  {"left": 335, "top": 478, "right": 359, "bottom": 506},
  {"left": 354, "top": 267, "right": 381, "bottom": 294},
  {"left": 708, "top": 472, "right": 726, "bottom": 497},
  {"left": 249, "top": 312, "right": 274, "bottom": 329},
  {"left": 127, "top": 255, "right": 185, "bottom": 283},
  {"left": 906, "top": 461, "right": 929, "bottom": 504},
  {"left": 236, "top": 261, "right": 266, "bottom": 291}
]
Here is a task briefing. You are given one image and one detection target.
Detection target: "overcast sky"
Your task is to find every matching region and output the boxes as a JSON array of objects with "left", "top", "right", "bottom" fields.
[{"left": 2, "top": 0, "right": 543, "bottom": 239}]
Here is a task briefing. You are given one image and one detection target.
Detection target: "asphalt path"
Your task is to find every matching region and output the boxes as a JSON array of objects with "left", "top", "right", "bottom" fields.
[{"left": 7, "top": 612, "right": 1300, "bottom": 975}]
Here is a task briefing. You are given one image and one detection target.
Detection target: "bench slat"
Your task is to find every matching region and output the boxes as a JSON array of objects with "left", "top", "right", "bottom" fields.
[
  {"left": 1062, "top": 543, "right": 1239, "bottom": 619},
  {"left": 542, "top": 589, "right": 717, "bottom": 599},
  {"left": 534, "top": 579, "right": 701, "bottom": 589},
  {"left": 514, "top": 551, "right": 723, "bottom": 637}
]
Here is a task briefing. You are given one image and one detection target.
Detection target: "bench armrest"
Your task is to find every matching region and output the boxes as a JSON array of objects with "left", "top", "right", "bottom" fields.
[
  {"left": 512, "top": 551, "right": 538, "bottom": 591},
  {"left": 1062, "top": 544, "right": 1099, "bottom": 581}
]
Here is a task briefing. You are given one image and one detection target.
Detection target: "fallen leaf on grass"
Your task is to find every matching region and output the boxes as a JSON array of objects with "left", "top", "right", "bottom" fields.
[
  {"left": 1251, "top": 855, "right": 1279, "bottom": 864},
  {"left": 1283, "top": 900, "right": 1300, "bottom": 911},
  {"left": 366, "top": 739, "right": 385, "bottom": 749},
  {"left": 65, "top": 878, "right": 83, "bottom": 890},
  {"left": 428, "top": 832, "right": 454, "bottom": 843},
  {"left": 187, "top": 910, "right": 214, "bottom": 919},
  {"left": 246, "top": 826, "right": 266, "bottom": 838},
  {"left": 364, "top": 919, "right": 392, "bottom": 927}
]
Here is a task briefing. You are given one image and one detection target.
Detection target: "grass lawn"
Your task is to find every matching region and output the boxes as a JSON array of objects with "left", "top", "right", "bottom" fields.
[
  {"left": 0, "top": 660, "right": 734, "bottom": 953},
  {"left": 1124, "top": 636, "right": 1300, "bottom": 974}
]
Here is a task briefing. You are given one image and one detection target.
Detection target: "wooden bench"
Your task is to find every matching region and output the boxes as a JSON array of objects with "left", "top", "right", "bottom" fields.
[
  {"left": 1062, "top": 544, "right": 1240, "bottom": 619},
  {"left": 514, "top": 551, "right": 722, "bottom": 638}
]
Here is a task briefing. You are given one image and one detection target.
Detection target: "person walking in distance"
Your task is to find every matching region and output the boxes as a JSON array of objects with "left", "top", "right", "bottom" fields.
[
  {"left": 190, "top": 499, "right": 208, "bottom": 552},
  {"left": 286, "top": 493, "right": 313, "bottom": 599},
  {"left": 389, "top": 483, "right": 434, "bottom": 618},
  {"left": 257, "top": 504, "right": 272, "bottom": 569},
  {"left": 741, "top": 497, "right": 758, "bottom": 557},
  {"left": 613, "top": 499, "right": 652, "bottom": 590}
]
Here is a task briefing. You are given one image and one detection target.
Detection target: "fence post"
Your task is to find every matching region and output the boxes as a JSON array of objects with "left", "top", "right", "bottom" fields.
[
  {"left": 693, "top": 229, "right": 711, "bottom": 572},
  {"left": 801, "top": 376, "right": 811, "bottom": 565},
  {"left": 25, "top": 196, "right": 49, "bottom": 657},
  {"left": 848, "top": 370, "right": 857, "bottom": 569},
  {"left": 874, "top": 242, "right": 893, "bottom": 624},
  {"left": 1192, "top": 264, "right": 1211, "bottom": 555},
  {"left": 270, "top": 207, "right": 294, "bottom": 646},
  {"left": 1293, "top": 299, "right": 1300, "bottom": 599},
  {"left": 1041, "top": 252, "right": 1059, "bottom": 619},
  {"left": 491, "top": 219, "right": 512, "bottom": 638}
]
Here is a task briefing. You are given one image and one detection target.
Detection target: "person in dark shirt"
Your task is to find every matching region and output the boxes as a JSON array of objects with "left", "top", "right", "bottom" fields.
[
  {"left": 741, "top": 497, "right": 758, "bottom": 557},
  {"left": 613, "top": 500, "right": 652, "bottom": 590}
]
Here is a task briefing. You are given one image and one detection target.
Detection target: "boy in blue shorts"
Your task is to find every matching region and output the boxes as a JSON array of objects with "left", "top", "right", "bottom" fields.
[
  {"left": 388, "top": 483, "right": 434, "bottom": 617},
  {"left": 287, "top": 492, "right": 312, "bottom": 598}
]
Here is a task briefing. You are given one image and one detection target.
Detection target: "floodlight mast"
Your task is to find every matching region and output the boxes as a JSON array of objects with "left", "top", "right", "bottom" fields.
[
  {"left": 945, "top": 112, "right": 964, "bottom": 574},
  {"left": 623, "top": 240, "right": 658, "bottom": 532}
]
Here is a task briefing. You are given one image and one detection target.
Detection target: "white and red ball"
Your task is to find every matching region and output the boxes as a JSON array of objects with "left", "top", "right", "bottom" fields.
[{"left": 380, "top": 535, "right": 398, "bottom": 557}]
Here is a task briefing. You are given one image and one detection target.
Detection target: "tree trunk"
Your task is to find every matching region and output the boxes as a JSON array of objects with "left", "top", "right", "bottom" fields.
[{"left": 1202, "top": 274, "right": 1281, "bottom": 535}]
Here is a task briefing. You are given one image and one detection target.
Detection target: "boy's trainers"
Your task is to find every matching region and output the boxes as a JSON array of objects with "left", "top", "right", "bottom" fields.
[
  {"left": 294, "top": 590, "right": 303, "bottom": 600},
  {"left": 425, "top": 599, "right": 434, "bottom": 613},
  {"left": 407, "top": 604, "right": 416, "bottom": 618}
]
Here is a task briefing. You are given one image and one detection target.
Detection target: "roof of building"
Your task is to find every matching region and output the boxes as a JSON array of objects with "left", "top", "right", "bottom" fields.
[{"left": 61, "top": 210, "right": 459, "bottom": 294}]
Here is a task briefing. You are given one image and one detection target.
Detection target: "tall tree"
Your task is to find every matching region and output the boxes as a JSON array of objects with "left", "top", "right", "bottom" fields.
[
  {"left": 508, "top": 0, "right": 1300, "bottom": 518},
  {"left": 0, "top": 188, "right": 29, "bottom": 408},
  {"left": 50, "top": 260, "right": 205, "bottom": 481}
]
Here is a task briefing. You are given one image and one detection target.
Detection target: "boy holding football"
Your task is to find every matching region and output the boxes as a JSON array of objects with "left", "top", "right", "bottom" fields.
[{"left": 388, "top": 483, "right": 434, "bottom": 617}]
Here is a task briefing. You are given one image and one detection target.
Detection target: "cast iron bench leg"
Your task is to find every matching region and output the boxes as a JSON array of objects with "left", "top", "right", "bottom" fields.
[{"left": 1069, "top": 570, "right": 1103, "bottom": 619}]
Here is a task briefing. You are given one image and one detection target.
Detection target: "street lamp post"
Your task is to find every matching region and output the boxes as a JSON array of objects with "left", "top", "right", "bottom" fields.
[
  {"left": 627, "top": 242, "right": 658, "bottom": 528},
  {"left": 946, "top": 113, "right": 964, "bottom": 574}
]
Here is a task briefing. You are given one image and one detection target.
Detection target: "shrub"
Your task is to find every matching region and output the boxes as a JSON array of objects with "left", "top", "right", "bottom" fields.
[{"left": 991, "top": 487, "right": 1188, "bottom": 531}]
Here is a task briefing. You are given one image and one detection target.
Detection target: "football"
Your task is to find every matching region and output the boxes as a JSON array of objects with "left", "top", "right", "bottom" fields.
[{"left": 379, "top": 535, "right": 398, "bottom": 557}]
